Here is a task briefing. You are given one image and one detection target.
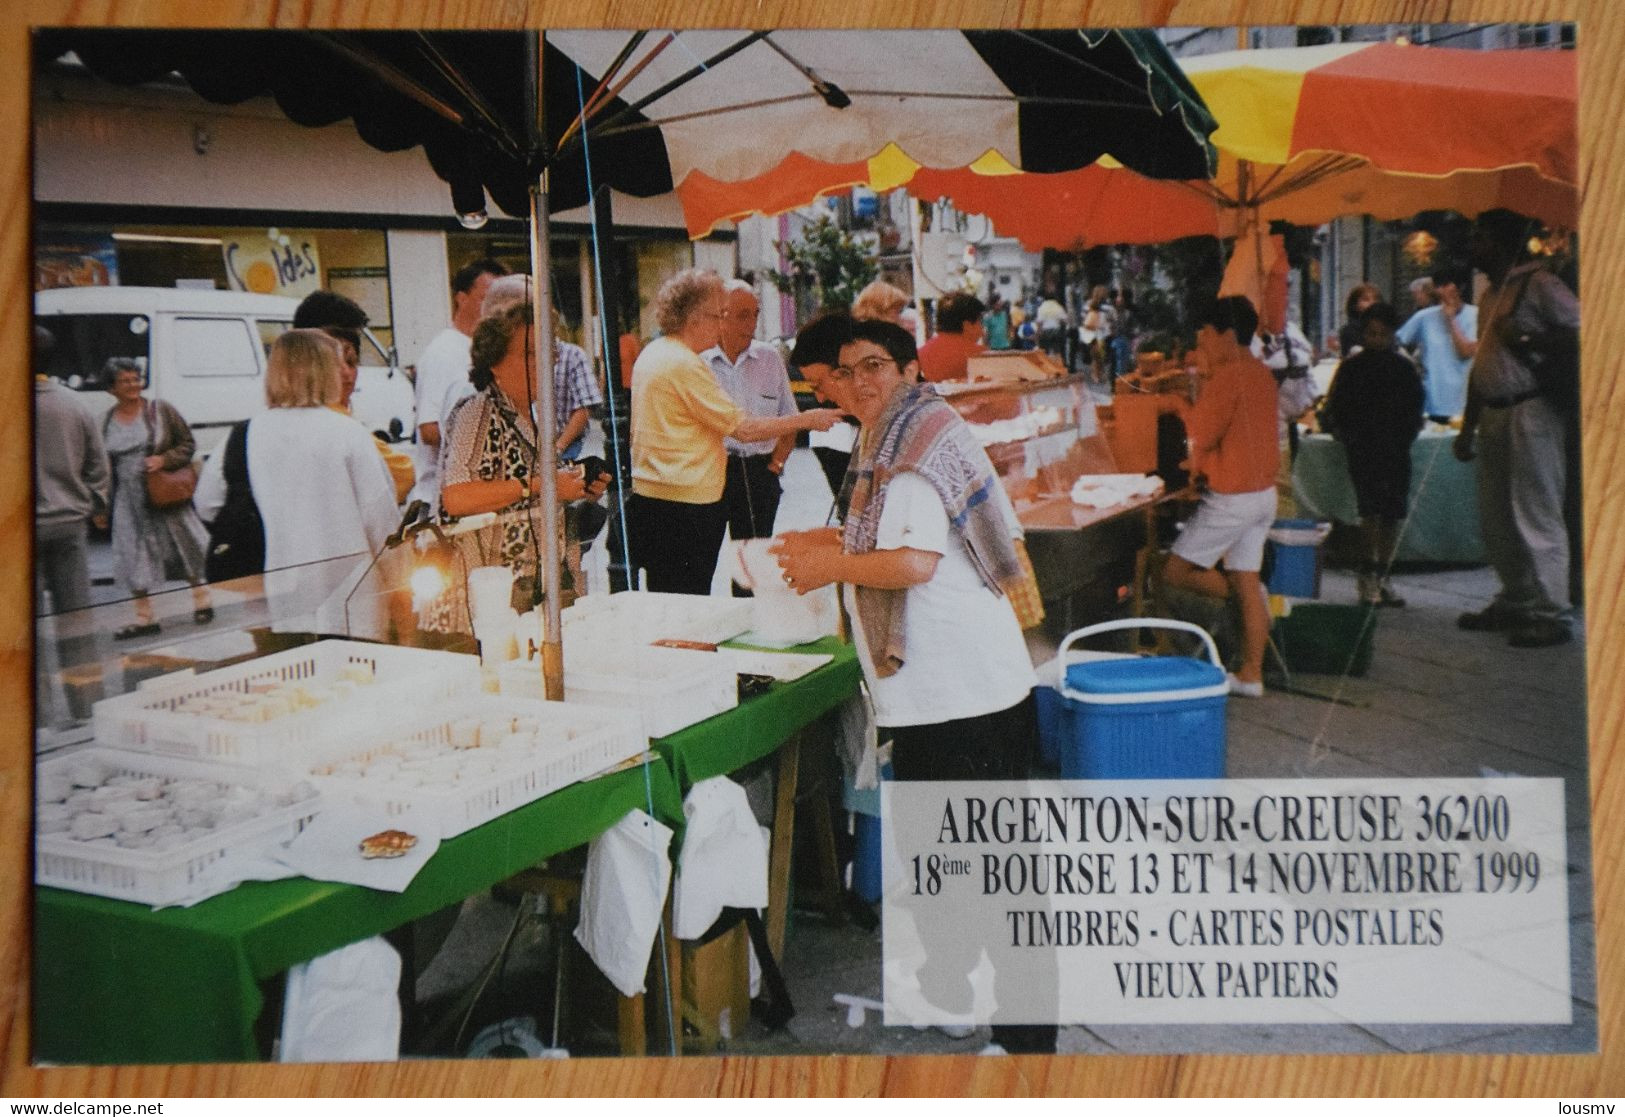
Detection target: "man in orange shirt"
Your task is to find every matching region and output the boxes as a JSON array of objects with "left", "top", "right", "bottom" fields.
[
  {"left": 1161, "top": 295, "right": 1281, "bottom": 697},
  {"left": 916, "top": 292, "right": 986, "bottom": 382}
]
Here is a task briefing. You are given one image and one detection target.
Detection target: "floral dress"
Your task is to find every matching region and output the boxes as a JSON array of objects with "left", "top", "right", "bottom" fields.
[{"left": 104, "top": 406, "right": 207, "bottom": 596}]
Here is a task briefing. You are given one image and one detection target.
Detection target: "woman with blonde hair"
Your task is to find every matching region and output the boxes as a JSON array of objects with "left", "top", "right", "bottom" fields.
[
  {"left": 197, "top": 329, "right": 398, "bottom": 630},
  {"left": 628, "top": 268, "right": 844, "bottom": 593},
  {"left": 852, "top": 279, "right": 910, "bottom": 324}
]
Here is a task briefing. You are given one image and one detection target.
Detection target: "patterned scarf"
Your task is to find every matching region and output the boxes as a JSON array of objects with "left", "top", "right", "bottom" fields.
[{"left": 843, "top": 382, "right": 1024, "bottom": 679}]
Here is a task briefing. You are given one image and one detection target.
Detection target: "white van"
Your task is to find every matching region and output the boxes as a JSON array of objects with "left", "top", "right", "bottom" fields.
[{"left": 33, "top": 286, "right": 415, "bottom": 454}]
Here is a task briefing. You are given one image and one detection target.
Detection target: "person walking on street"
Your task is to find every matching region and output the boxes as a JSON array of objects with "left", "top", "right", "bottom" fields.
[{"left": 100, "top": 358, "right": 213, "bottom": 639}]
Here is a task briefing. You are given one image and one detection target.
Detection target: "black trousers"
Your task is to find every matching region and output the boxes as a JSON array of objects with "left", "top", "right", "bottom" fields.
[
  {"left": 625, "top": 492, "right": 728, "bottom": 596},
  {"left": 885, "top": 694, "right": 1058, "bottom": 1055},
  {"left": 723, "top": 453, "right": 783, "bottom": 541}
]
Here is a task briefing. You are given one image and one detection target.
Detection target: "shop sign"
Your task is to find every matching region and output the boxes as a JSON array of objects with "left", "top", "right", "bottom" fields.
[
  {"left": 35, "top": 235, "right": 117, "bottom": 290},
  {"left": 223, "top": 228, "right": 322, "bottom": 297}
]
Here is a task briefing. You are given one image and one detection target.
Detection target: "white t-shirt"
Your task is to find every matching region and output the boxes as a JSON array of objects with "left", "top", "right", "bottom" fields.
[
  {"left": 846, "top": 471, "right": 1035, "bottom": 728},
  {"left": 411, "top": 327, "right": 474, "bottom": 503}
]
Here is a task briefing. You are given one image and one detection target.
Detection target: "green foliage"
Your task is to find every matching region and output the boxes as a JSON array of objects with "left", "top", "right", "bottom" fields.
[
  {"left": 769, "top": 215, "right": 879, "bottom": 312},
  {"left": 1122, "top": 236, "right": 1225, "bottom": 350}
]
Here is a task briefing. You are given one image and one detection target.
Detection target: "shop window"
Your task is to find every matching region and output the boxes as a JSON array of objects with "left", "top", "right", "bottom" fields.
[{"left": 174, "top": 317, "right": 258, "bottom": 378}]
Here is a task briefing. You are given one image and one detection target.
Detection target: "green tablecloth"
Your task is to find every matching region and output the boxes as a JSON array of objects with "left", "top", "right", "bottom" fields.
[
  {"left": 1291, "top": 430, "right": 1484, "bottom": 563},
  {"left": 35, "top": 759, "right": 681, "bottom": 1064},
  {"left": 655, "top": 637, "right": 860, "bottom": 789},
  {"left": 33, "top": 640, "right": 860, "bottom": 1065}
]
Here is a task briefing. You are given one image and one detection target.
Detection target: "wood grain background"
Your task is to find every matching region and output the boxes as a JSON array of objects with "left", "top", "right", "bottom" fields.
[{"left": 2, "top": 0, "right": 1615, "bottom": 1098}]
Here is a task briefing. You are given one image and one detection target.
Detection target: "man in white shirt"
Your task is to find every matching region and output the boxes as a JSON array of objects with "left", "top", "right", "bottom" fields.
[
  {"left": 701, "top": 280, "right": 798, "bottom": 589},
  {"left": 411, "top": 258, "right": 508, "bottom": 509}
]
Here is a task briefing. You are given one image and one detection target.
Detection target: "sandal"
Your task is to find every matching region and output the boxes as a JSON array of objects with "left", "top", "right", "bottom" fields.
[
  {"left": 194, "top": 607, "right": 215, "bottom": 625},
  {"left": 114, "top": 623, "right": 161, "bottom": 641}
]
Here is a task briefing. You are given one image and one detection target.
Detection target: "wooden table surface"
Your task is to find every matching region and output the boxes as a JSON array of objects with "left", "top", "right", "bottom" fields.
[{"left": 3, "top": 0, "right": 1618, "bottom": 1099}]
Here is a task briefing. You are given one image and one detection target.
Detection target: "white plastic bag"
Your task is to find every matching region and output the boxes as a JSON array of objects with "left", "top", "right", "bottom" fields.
[
  {"left": 672, "top": 777, "right": 770, "bottom": 940},
  {"left": 278, "top": 935, "right": 402, "bottom": 1063},
  {"left": 736, "top": 538, "right": 831, "bottom": 646},
  {"left": 574, "top": 809, "right": 674, "bottom": 997}
]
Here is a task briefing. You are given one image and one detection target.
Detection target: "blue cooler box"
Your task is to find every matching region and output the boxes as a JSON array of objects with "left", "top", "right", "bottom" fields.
[
  {"left": 1266, "top": 519, "right": 1331, "bottom": 599},
  {"left": 1051, "top": 620, "right": 1229, "bottom": 779}
]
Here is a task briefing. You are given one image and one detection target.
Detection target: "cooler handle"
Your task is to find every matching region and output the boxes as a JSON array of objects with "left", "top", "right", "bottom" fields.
[{"left": 1055, "top": 618, "right": 1223, "bottom": 690}]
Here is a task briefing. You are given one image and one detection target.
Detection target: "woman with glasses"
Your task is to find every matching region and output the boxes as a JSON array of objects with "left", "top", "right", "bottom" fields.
[
  {"left": 774, "top": 316, "right": 1052, "bottom": 1055},
  {"left": 99, "top": 358, "right": 213, "bottom": 640},
  {"left": 627, "top": 268, "right": 845, "bottom": 594}
]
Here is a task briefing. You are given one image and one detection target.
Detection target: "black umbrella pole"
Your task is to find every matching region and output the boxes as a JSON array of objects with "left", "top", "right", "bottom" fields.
[{"left": 531, "top": 174, "right": 565, "bottom": 701}]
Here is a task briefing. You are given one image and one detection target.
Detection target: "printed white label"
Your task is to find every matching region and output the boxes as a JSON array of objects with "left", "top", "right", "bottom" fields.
[{"left": 881, "top": 778, "right": 1570, "bottom": 1026}]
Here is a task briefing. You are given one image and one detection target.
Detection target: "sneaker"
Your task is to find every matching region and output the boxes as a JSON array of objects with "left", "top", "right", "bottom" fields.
[
  {"left": 1508, "top": 619, "right": 1573, "bottom": 648},
  {"left": 1458, "top": 604, "right": 1520, "bottom": 632},
  {"left": 1227, "top": 673, "right": 1264, "bottom": 698}
]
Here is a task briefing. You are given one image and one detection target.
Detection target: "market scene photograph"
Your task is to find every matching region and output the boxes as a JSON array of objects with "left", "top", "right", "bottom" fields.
[{"left": 27, "top": 22, "right": 1591, "bottom": 1065}]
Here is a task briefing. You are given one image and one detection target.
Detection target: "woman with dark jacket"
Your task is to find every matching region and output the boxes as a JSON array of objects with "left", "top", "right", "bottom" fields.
[{"left": 98, "top": 358, "right": 212, "bottom": 639}]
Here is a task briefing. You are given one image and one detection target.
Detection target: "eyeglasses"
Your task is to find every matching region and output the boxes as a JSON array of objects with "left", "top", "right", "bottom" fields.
[{"left": 828, "top": 354, "right": 898, "bottom": 383}]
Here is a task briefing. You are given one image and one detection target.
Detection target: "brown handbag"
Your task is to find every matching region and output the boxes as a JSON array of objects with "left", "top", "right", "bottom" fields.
[
  {"left": 145, "top": 463, "right": 198, "bottom": 509},
  {"left": 143, "top": 401, "right": 198, "bottom": 509}
]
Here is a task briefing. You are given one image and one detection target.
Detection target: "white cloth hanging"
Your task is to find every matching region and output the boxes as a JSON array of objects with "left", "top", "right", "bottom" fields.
[
  {"left": 671, "top": 776, "right": 771, "bottom": 940},
  {"left": 278, "top": 935, "right": 402, "bottom": 1063},
  {"left": 574, "top": 809, "right": 674, "bottom": 997}
]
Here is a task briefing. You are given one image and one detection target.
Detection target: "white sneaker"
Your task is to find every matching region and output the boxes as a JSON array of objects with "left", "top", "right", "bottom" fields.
[
  {"left": 978, "top": 1043, "right": 1009, "bottom": 1056},
  {"left": 1227, "top": 673, "right": 1264, "bottom": 698}
]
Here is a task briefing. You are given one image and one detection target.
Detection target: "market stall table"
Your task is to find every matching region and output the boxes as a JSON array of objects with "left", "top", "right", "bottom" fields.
[
  {"left": 1015, "top": 488, "right": 1172, "bottom": 633},
  {"left": 34, "top": 758, "right": 681, "bottom": 1064},
  {"left": 33, "top": 639, "right": 861, "bottom": 1065},
  {"left": 652, "top": 637, "right": 860, "bottom": 957},
  {"left": 1291, "top": 429, "right": 1483, "bottom": 563}
]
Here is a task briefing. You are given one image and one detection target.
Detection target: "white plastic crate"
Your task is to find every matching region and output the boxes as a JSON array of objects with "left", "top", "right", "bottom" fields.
[
  {"left": 35, "top": 747, "right": 321, "bottom": 907},
  {"left": 301, "top": 696, "right": 648, "bottom": 840},
  {"left": 500, "top": 645, "right": 738, "bottom": 739},
  {"left": 92, "top": 641, "right": 481, "bottom": 767},
  {"left": 560, "top": 591, "right": 751, "bottom": 649}
]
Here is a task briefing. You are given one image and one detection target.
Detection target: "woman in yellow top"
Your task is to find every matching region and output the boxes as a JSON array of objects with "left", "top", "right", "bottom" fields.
[{"left": 629, "top": 268, "right": 844, "bottom": 594}]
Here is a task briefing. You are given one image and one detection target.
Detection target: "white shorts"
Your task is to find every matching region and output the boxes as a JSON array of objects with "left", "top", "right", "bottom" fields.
[{"left": 1171, "top": 488, "right": 1278, "bottom": 573}]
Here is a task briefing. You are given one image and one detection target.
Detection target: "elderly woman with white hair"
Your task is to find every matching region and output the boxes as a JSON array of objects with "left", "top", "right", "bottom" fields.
[{"left": 628, "top": 268, "right": 846, "bottom": 594}]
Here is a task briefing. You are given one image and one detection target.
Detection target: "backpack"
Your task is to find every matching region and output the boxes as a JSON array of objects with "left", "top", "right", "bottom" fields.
[
  {"left": 1504, "top": 269, "right": 1580, "bottom": 415},
  {"left": 203, "top": 420, "right": 266, "bottom": 583}
]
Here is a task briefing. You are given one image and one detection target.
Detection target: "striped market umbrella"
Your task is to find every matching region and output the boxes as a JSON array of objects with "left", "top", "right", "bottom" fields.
[
  {"left": 543, "top": 29, "right": 1220, "bottom": 231},
  {"left": 676, "top": 40, "right": 1576, "bottom": 247}
]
